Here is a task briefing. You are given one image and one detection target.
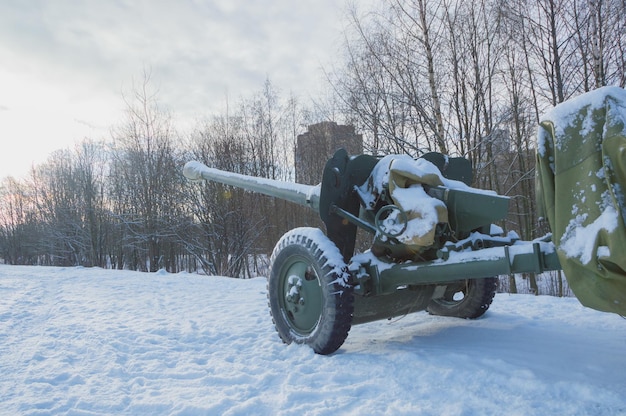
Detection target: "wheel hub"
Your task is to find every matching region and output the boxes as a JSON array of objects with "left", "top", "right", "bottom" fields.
[
  {"left": 280, "top": 261, "right": 323, "bottom": 335},
  {"left": 286, "top": 275, "right": 306, "bottom": 311}
]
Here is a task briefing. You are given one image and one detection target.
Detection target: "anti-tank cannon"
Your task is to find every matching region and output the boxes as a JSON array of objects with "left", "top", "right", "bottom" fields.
[
  {"left": 184, "top": 87, "right": 626, "bottom": 354},
  {"left": 184, "top": 150, "right": 560, "bottom": 354}
]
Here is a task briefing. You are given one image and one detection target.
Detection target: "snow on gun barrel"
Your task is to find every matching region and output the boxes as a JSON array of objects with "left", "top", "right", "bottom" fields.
[
  {"left": 183, "top": 160, "right": 321, "bottom": 211},
  {"left": 537, "top": 86, "right": 626, "bottom": 316}
]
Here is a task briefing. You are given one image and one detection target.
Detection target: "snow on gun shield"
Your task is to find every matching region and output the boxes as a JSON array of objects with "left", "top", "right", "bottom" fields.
[{"left": 184, "top": 87, "right": 626, "bottom": 354}]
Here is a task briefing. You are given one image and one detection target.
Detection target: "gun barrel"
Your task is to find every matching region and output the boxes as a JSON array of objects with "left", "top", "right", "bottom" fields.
[{"left": 183, "top": 161, "right": 320, "bottom": 211}]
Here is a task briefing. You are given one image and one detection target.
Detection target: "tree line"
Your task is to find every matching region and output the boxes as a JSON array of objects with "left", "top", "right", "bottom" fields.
[
  {"left": 1, "top": 0, "right": 624, "bottom": 294},
  {"left": 0, "top": 77, "right": 312, "bottom": 277}
]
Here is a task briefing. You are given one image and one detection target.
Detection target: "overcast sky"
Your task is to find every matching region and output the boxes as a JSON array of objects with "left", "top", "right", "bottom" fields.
[{"left": 0, "top": 0, "right": 364, "bottom": 179}]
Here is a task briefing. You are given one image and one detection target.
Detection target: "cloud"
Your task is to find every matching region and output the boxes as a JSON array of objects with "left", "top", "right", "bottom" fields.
[
  {"left": 0, "top": 0, "right": 356, "bottom": 178},
  {"left": 0, "top": 0, "right": 345, "bottom": 100}
]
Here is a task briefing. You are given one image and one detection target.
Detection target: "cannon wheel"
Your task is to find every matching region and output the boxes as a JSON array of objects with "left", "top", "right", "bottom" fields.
[
  {"left": 267, "top": 228, "right": 354, "bottom": 355},
  {"left": 426, "top": 277, "right": 497, "bottom": 319}
]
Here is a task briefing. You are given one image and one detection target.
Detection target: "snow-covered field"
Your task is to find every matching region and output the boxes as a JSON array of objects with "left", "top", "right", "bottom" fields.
[{"left": 1, "top": 265, "right": 624, "bottom": 415}]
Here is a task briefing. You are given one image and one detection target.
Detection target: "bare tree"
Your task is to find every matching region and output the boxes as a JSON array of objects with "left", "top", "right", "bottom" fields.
[
  {"left": 332, "top": 1, "right": 452, "bottom": 156},
  {"left": 185, "top": 115, "right": 268, "bottom": 277},
  {"left": 72, "top": 140, "right": 109, "bottom": 267},
  {"left": 109, "top": 72, "right": 185, "bottom": 272},
  {"left": 0, "top": 176, "right": 39, "bottom": 264}
]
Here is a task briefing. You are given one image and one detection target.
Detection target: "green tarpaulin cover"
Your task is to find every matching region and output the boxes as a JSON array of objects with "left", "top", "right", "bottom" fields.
[{"left": 537, "top": 86, "right": 626, "bottom": 316}]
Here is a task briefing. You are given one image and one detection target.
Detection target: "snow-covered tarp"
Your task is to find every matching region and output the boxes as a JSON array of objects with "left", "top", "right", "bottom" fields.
[
  {"left": 1, "top": 265, "right": 625, "bottom": 415},
  {"left": 537, "top": 86, "right": 626, "bottom": 316}
]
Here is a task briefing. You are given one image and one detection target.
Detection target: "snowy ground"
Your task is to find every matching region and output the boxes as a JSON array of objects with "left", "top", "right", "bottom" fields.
[{"left": 1, "top": 265, "right": 624, "bottom": 415}]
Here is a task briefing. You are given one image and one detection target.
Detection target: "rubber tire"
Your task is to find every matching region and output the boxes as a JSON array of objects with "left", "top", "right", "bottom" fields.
[
  {"left": 268, "top": 228, "right": 354, "bottom": 355},
  {"left": 426, "top": 277, "right": 497, "bottom": 319}
]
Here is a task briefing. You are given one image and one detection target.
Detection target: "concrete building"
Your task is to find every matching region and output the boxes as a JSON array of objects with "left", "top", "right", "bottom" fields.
[{"left": 295, "top": 122, "right": 363, "bottom": 184}]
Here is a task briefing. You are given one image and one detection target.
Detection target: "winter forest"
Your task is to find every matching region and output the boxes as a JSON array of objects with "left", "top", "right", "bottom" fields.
[{"left": 1, "top": 0, "right": 625, "bottom": 295}]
